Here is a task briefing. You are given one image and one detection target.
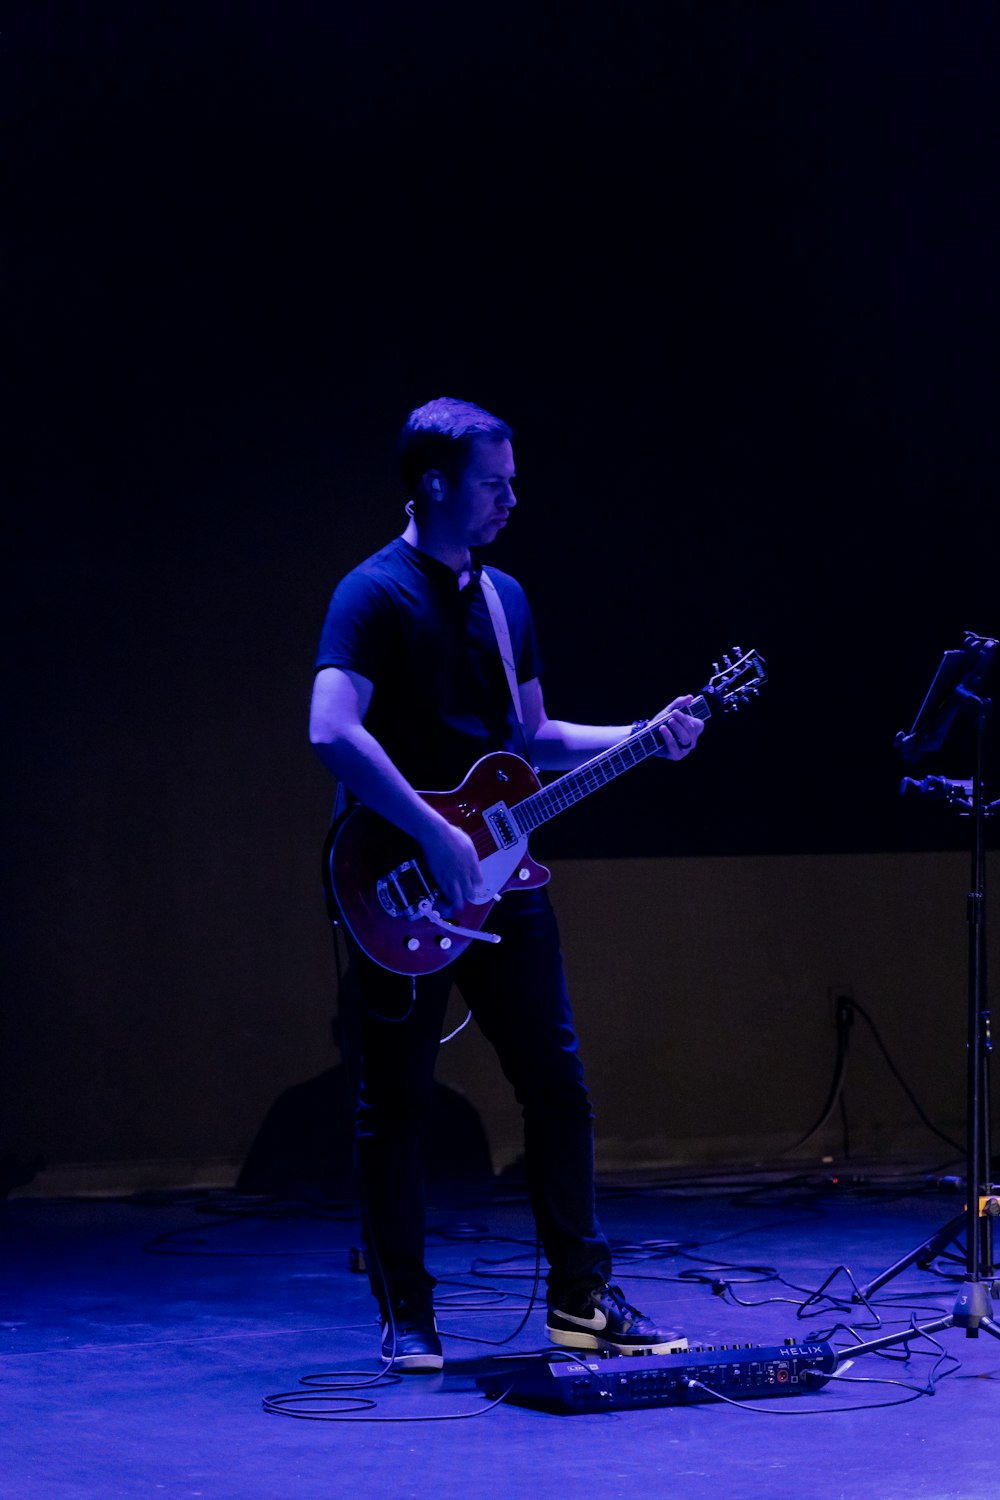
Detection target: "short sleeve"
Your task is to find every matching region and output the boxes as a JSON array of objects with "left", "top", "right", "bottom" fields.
[{"left": 314, "top": 569, "right": 400, "bottom": 684}]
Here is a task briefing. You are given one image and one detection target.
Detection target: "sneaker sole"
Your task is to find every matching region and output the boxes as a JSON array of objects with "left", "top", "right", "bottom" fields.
[
  {"left": 381, "top": 1351, "right": 444, "bottom": 1373},
  {"left": 545, "top": 1324, "right": 689, "bottom": 1356}
]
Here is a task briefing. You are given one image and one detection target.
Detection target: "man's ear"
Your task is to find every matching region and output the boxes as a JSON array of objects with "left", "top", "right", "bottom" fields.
[{"left": 424, "top": 470, "right": 444, "bottom": 498}]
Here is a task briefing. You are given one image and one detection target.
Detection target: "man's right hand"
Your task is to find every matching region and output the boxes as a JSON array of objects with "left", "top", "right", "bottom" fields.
[{"left": 421, "top": 815, "right": 487, "bottom": 913}]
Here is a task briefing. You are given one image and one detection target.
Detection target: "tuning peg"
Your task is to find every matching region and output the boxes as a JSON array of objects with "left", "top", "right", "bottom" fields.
[{"left": 712, "top": 661, "right": 720, "bottom": 674}]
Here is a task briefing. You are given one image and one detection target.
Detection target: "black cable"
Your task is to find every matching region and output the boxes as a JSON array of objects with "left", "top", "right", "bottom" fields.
[
  {"left": 681, "top": 1374, "right": 927, "bottom": 1416},
  {"left": 262, "top": 1375, "right": 518, "bottom": 1423},
  {"left": 781, "top": 994, "right": 964, "bottom": 1160},
  {"left": 680, "top": 1318, "right": 961, "bottom": 1415},
  {"left": 437, "top": 1237, "right": 546, "bottom": 1348},
  {"left": 780, "top": 1000, "right": 853, "bottom": 1156},
  {"left": 850, "top": 998, "right": 964, "bottom": 1154}
]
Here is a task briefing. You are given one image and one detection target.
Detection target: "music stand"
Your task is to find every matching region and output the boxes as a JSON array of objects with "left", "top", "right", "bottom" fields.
[{"left": 852, "top": 632, "right": 1000, "bottom": 1345}]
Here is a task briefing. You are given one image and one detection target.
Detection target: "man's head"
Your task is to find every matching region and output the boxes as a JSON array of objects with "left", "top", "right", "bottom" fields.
[{"left": 397, "top": 396, "right": 513, "bottom": 505}]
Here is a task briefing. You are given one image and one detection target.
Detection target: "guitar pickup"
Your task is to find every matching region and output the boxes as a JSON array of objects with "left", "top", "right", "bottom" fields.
[{"left": 484, "top": 801, "right": 518, "bottom": 850}]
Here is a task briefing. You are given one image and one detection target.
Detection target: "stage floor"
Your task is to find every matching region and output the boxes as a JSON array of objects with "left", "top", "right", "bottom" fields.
[{"left": 4, "top": 1163, "right": 1000, "bottom": 1499}]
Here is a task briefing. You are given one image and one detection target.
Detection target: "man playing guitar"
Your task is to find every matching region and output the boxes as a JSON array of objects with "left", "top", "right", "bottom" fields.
[{"left": 309, "top": 396, "right": 704, "bottom": 1372}]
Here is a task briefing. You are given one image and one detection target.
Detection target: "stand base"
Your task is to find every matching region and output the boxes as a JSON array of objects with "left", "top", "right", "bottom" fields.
[{"left": 844, "top": 1281, "right": 1000, "bottom": 1362}]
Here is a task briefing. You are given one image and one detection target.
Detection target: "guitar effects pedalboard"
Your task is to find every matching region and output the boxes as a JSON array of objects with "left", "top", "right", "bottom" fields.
[{"left": 476, "top": 1340, "right": 838, "bottom": 1413}]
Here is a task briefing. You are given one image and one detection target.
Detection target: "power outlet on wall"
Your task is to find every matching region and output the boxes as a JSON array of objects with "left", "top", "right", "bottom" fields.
[{"left": 828, "top": 983, "right": 854, "bottom": 1027}]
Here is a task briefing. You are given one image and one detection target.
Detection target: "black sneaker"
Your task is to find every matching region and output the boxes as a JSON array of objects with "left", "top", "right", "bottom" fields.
[
  {"left": 545, "top": 1283, "right": 688, "bottom": 1356},
  {"left": 380, "top": 1298, "right": 443, "bottom": 1373}
]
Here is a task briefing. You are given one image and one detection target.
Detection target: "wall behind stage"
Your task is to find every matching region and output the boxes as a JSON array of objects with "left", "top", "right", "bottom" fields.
[{"left": 4, "top": 2, "right": 998, "bottom": 1192}]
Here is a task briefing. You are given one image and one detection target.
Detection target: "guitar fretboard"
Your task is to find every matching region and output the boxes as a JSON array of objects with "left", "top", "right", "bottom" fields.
[{"left": 512, "top": 694, "right": 712, "bottom": 833}]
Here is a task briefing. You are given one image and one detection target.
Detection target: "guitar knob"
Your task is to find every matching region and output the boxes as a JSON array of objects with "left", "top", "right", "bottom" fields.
[
  {"left": 406, "top": 938, "right": 420, "bottom": 951},
  {"left": 436, "top": 935, "right": 453, "bottom": 950}
]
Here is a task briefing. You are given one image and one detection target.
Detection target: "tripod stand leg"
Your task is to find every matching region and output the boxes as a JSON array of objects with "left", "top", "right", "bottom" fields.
[
  {"left": 854, "top": 1210, "right": 966, "bottom": 1302},
  {"left": 838, "top": 1294, "right": 1000, "bottom": 1363},
  {"left": 842, "top": 1315, "right": 955, "bottom": 1361}
]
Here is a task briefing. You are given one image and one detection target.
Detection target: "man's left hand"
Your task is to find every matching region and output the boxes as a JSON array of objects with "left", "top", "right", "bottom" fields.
[{"left": 655, "top": 695, "right": 704, "bottom": 760}]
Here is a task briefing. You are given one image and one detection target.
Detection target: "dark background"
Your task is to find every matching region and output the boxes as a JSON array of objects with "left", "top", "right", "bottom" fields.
[{"left": 7, "top": 0, "right": 998, "bottom": 864}]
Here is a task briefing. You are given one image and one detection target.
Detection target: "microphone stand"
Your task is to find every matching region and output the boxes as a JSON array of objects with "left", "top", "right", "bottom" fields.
[{"left": 852, "top": 635, "right": 1000, "bottom": 1345}]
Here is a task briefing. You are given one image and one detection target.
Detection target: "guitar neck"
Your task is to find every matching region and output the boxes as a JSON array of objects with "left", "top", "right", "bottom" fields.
[{"left": 513, "top": 694, "right": 713, "bottom": 833}]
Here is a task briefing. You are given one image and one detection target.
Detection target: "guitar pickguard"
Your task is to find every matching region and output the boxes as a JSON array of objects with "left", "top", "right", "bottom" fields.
[{"left": 479, "top": 839, "right": 531, "bottom": 898}]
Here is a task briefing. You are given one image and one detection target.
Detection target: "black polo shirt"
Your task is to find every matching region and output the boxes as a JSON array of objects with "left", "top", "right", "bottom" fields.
[{"left": 315, "top": 536, "right": 542, "bottom": 791}]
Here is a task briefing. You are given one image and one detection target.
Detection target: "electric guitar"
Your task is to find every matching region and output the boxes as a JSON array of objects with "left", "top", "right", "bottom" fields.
[{"left": 328, "top": 647, "right": 767, "bottom": 975}]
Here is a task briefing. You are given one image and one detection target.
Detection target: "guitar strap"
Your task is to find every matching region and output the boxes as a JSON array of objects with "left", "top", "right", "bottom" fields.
[{"left": 479, "top": 566, "right": 533, "bottom": 763}]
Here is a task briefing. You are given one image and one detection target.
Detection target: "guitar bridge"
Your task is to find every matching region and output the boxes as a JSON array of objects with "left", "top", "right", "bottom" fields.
[{"left": 377, "top": 859, "right": 436, "bottom": 919}]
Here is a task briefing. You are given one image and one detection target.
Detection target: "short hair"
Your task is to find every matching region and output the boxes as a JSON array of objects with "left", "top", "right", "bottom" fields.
[{"left": 397, "top": 396, "right": 513, "bottom": 497}]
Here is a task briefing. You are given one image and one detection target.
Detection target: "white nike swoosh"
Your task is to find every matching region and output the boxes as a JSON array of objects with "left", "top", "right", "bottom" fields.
[{"left": 557, "top": 1308, "right": 608, "bottom": 1331}]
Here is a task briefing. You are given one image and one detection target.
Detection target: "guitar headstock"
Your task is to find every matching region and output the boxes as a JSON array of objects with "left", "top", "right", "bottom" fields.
[{"left": 702, "top": 646, "right": 767, "bottom": 713}]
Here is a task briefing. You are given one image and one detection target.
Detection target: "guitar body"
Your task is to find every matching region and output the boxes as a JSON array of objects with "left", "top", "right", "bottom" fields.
[{"left": 329, "top": 751, "right": 551, "bottom": 976}]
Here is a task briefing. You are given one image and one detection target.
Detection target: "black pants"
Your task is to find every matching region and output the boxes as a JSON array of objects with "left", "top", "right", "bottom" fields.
[{"left": 339, "top": 888, "right": 611, "bottom": 1317}]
